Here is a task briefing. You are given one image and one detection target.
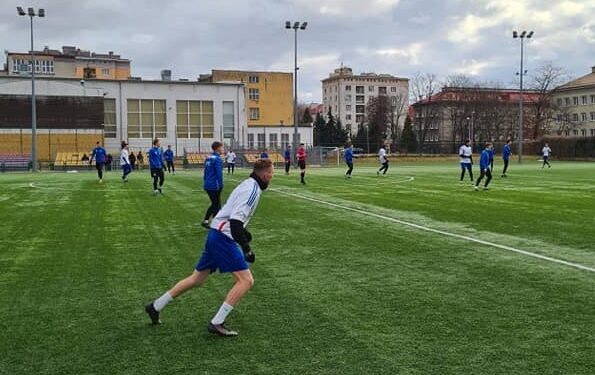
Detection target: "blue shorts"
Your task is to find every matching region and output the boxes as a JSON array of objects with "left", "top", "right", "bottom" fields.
[
  {"left": 122, "top": 164, "right": 132, "bottom": 174},
  {"left": 460, "top": 162, "right": 472, "bottom": 171},
  {"left": 196, "top": 230, "right": 248, "bottom": 273}
]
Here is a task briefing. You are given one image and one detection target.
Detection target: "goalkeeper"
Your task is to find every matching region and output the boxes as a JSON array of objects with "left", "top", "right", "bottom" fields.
[{"left": 145, "top": 159, "right": 274, "bottom": 337}]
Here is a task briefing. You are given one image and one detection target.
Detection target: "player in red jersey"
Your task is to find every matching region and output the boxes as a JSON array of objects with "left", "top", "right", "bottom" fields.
[{"left": 296, "top": 143, "right": 307, "bottom": 184}]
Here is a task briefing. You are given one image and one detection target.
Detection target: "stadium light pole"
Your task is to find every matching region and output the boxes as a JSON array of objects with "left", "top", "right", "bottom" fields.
[
  {"left": 17, "top": 6, "right": 45, "bottom": 172},
  {"left": 513, "top": 30, "right": 533, "bottom": 164},
  {"left": 285, "top": 20, "right": 307, "bottom": 157}
]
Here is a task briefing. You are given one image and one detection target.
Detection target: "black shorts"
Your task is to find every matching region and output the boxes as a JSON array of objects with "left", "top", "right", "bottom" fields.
[
  {"left": 150, "top": 168, "right": 163, "bottom": 177},
  {"left": 298, "top": 160, "right": 306, "bottom": 169},
  {"left": 96, "top": 163, "right": 104, "bottom": 171}
]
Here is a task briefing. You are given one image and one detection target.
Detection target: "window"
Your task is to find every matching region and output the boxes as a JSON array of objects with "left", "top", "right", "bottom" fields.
[
  {"left": 591, "top": 95, "right": 595, "bottom": 104},
  {"left": 222, "top": 101, "right": 235, "bottom": 139},
  {"left": 581, "top": 129, "right": 586, "bottom": 136},
  {"left": 556, "top": 98, "right": 563, "bottom": 106},
  {"left": 127, "top": 99, "right": 167, "bottom": 138},
  {"left": 573, "top": 97, "right": 579, "bottom": 105},
  {"left": 356, "top": 86, "right": 364, "bottom": 94},
  {"left": 565, "top": 97, "right": 570, "bottom": 106},
  {"left": 573, "top": 129, "right": 578, "bottom": 136},
  {"left": 356, "top": 95, "right": 365, "bottom": 104},
  {"left": 345, "top": 85, "right": 351, "bottom": 91},
  {"left": 591, "top": 129, "right": 595, "bottom": 136},
  {"left": 356, "top": 114, "right": 364, "bottom": 123},
  {"left": 249, "top": 75, "right": 259, "bottom": 83},
  {"left": 257, "top": 133, "right": 265, "bottom": 149},
  {"left": 324, "top": 88, "right": 327, "bottom": 94},
  {"left": 103, "top": 99, "right": 117, "bottom": 138},
  {"left": 102, "top": 68, "right": 110, "bottom": 76},
  {"left": 346, "top": 124, "right": 351, "bottom": 132},
  {"left": 175, "top": 100, "right": 214, "bottom": 139},
  {"left": 346, "top": 105, "right": 352, "bottom": 112},
  {"left": 391, "top": 86, "right": 397, "bottom": 92},
  {"left": 247, "top": 134, "right": 255, "bottom": 149},
  {"left": 83, "top": 67, "right": 97, "bottom": 79},
  {"left": 591, "top": 112, "right": 595, "bottom": 121},
  {"left": 346, "top": 114, "right": 352, "bottom": 120},
  {"left": 565, "top": 130, "right": 569, "bottom": 136},
  {"left": 249, "top": 107, "right": 260, "bottom": 120},
  {"left": 345, "top": 94, "right": 352, "bottom": 102},
  {"left": 368, "top": 86, "right": 374, "bottom": 92},
  {"left": 391, "top": 96, "right": 398, "bottom": 105},
  {"left": 249, "top": 88, "right": 260, "bottom": 101},
  {"left": 581, "top": 113, "right": 587, "bottom": 121},
  {"left": 269, "top": 133, "right": 278, "bottom": 149},
  {"left": 572, "top": 113, "right": 579, "bottom": 121},
  {"left": 379, "top": 87, "right": 387, "bottom": 95},
  {"left": 292, "top": 132, "right": 301, "bottom": 145},
  {"left": 581, "top": 96, "right": 588, "bottom": 105},
  {"left": 356, "top": 105, "right": 365, "bottom": 113},
  {"left": 281, "top": 134, "right": 289, "bottom": 149}
]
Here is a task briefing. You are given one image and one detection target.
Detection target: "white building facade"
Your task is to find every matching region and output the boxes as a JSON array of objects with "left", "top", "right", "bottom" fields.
[
  {"left": 322, "top": 67, "right": 409, "bottom": 136},
  {"left": 0, "top": 76, "right": 248, "bottom": 155}
]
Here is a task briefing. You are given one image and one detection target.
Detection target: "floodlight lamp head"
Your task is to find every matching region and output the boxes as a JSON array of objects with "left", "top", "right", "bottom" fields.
[
  {"left": 27, "top": 7, "right": 35, "bottom": 16},
  {"left": 527, "top": 31, "right": 534, "bottom": 38},
  {"left": 17, "top": 6, "right": 26, "bottom": 16},
  {"left": 512, "top": 30, "right": 518, "bottom": 38},
  {"left": 520, "top": 31, "right": 527, "bottom": 38},
  {"left": 300, "top": 22, "right": 307, "bottom": 30},
  {"left": 285, "top": 21, "right": 291, "bottom": 29},
  {"left": 38, "top": 9, "right": 45, "bottom": 17},
  {"left": 293, "top": 21, "right": 300, "bottom": 29}
]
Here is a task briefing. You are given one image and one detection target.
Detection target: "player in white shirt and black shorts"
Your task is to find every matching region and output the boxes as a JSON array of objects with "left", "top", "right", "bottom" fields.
[
  {"left": 459, "top": 139, "right": 474, "bottom": 183},
  {"left": 120, "top": 141, "right": 132, "bottom": 182},
  {"left": 145, "top": 159, "right": 274, "bottom": 337},
  {"left": 542, "top": 143, "right": 552, "bottom": 168},
  {"left": 226, "top": 150, "right": 237, "bottom": 174},
  {"left": 377, "top": 146, "right": 389, "bottom": 176}
]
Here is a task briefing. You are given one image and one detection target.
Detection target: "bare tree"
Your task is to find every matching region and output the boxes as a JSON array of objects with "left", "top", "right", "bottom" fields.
[
  {"left": 388, "top": 92, "right": 408, "bottom": 151},
  {"left": 410, "top": 72, "right": 442, "bottom": 152},
  {"left": 527, "top": 63, "right": 569, "bottom": 138}
]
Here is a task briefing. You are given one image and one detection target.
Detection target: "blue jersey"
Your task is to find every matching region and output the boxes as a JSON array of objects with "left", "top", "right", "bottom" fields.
[
  {"left": 260, "top": 152, "right": 269, "bottom": 159},
  {"left": 488, "top": 148, "right": 495, "bottom": 161},
  {"left": 479, "top": 149, "right": 491, "bottom": 170},
  {"left": 284, "top": 150, "right": 291, "bottom": 161},
  {"left": 91, "top": 146, "right": 107, "bottom": 164},
  {"left": 164, "top": 149, "right": 174, "bottom": 162},
  {"left": 148, "top": 147, "right": 163, "bottom": 169},
  {"left": 502, "top": 144, "right": 511, "bottom": 160},
  {"left": 204, "top": 152, "right": 223, "bottom": 191},
  {"left": 345, "top": 148, "right": 353, "bottom": 163}
]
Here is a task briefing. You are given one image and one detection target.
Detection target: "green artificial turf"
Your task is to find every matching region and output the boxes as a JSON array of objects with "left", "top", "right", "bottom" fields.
[{"left": 0, "top": 160, "right": 594, "bottom": 374}]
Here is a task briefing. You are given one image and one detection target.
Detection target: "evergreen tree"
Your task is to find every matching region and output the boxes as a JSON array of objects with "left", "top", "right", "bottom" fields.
[
  {"left": 313, "top": 112, "right": 326, "bottom": 146},
  {"left": 334, "top": 119, "right": 348, "bottom": 145},
  {"left": 301, "top": 107, "right": 314, "bottom": 125},
  {"left": 400, "top": 116, "right": 418, "bottom": 154}
]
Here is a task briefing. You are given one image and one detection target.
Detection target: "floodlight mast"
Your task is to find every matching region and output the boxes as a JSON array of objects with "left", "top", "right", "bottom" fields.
[
  {"left": 285, "top": 21, "right": 308, "bottom": 157},
  {"left": 512, "top": 29, "right": 533, "bottom": 164}
]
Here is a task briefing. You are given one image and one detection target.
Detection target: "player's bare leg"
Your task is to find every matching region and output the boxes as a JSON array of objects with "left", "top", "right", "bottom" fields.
[{"left": 208, "top": 269, "right": 254, "bottom": 337}]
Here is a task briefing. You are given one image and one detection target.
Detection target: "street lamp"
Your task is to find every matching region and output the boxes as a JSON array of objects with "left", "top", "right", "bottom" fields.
[
  {"left": 17, "top": 6, "right": 45, "bottom": 172},
  {"left": 513, "top": 30, "right": 533, "bottom": 164},
  {"left": 285, "top": 20, "right": 307, "bottom": 158}
]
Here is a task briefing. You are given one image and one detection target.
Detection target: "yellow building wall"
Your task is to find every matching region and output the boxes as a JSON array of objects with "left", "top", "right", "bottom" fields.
[
  {"left": 0, "top": 133, "right": 100, "bottom": 161},
  {"left": 74, "top": 63, "right": 130, "bottom": 80},
  {"left": 211, "top": 70, "right": 294, "bottom": 126}
]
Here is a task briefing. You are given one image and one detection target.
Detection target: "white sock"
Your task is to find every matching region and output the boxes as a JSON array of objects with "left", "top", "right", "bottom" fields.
[
  {"left": 153, "top": 291, "right": 173, "bottom": 312},
  {"left": 211, "top": 302, "right": 234, "bottom": 325}
]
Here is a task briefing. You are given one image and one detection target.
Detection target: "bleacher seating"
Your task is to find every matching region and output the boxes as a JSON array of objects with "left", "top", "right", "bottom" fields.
[
  {"left": 54, "top": 152, "right": 90, "bottom": 167},
  {"left": 243, "top": 152, "right": 284, "bottom": 164},
  {"left": 185, "top": 153, "right": 210, "bottom": 165},
  {"left": 0, "top": 153, "right": 31, "bottom": 171}
]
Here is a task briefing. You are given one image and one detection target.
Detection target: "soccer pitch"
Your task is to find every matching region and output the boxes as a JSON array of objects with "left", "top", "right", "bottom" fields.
[{"left": 1, "top": 161, "right": 594, "bottom": 374}]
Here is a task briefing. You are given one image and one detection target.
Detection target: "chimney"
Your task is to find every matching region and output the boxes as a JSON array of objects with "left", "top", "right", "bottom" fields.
[
  {"left": 161, "top": 69, "right": 172, "bottom": 81},
  {"left": 109, "top": 51, "right": 114, "bottom": 57}
]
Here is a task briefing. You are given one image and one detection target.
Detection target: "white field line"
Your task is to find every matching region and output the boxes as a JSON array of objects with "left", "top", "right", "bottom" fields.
[{"left": 270, "top": 187, "right": 595, "bottom": 274}]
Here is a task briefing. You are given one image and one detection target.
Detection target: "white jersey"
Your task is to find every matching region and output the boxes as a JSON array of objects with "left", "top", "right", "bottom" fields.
[
  {"left": 378, "top": 148, "right": 387, "bottom": 163},
  {"left": 120, "top": 148, "right": 130, "bottom": 165},
  {"left": 210, "top": 177, "right": 262, "bottom": 240},
  {"left": 226, "top": 152, "right": 236, "bottom": 163},
  {"left": 459, "top": 145, "right": 472, "bottom": 163},
  {"left": 542, "top": 146, "right": 551, "bottom": 157}
]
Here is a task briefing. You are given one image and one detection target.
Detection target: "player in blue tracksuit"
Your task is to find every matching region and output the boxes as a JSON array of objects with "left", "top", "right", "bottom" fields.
[
  {"left": 284, "top": 145, "right": 291, "bottom": 175},
  {"left": 164, "top": 145, "right": 175, "bottom": 174},
  {"left": 501, "top": 139, "right": 512, "bottom": 177},
  {"left": 489, "top": 146, "right": 495, "bottom": 171},
  {"left": 475, "top": 143, "right": 493, "bottom": 191},
  {"left": 344, "top": 143, "right": 354, "bottom": 178},
  {"left": 90, "top": 141, "right": 107, "bottom": 182},
  {"left": 201, "top": 141, "right": 224, "bottom": 229},
  {"left": 149, "top": 138, "right": 165, "bottom": 194},
  {"left": 260, "top": 149, "right": 269, "bottom": 159}
]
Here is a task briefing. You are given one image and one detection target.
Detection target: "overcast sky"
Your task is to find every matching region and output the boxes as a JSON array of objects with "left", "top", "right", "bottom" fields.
[{"left": 1, "top": 0, "right": 594, "bottom": 102}]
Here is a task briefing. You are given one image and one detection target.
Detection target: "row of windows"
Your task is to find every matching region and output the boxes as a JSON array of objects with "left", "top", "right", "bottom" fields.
[
  {"left": 557, "top": 112, "right": 595, "bottom": 122},
  {"left": 324, "top": 85, "right": 399, "bottom": 94},
  {"left": 103, "top": 99, "right": 226, "bottom": 139},
  {"left": 247, "top": 133, "right": 296, "bottom": 149},
  {"left": 324, "top": 94, "right": 402, "bottom": 105},
  {"left": 558, "top": 95, "right": 595, "bottom": 107},
  {"left": 11, "top": 58, "right": 54, "bottom": 74},
  {"left": 563, "top": 129, "right": 595, "bottom": 137}
]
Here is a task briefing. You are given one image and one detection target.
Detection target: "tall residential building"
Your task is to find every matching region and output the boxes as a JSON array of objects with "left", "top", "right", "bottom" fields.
[
  {"left": 200, "top": 70, "right": 312, "bottom": 149},
  {"left": 3, "top": 46, "right": 131, "bottom": 80},
  {"left": 321, "top": 66, "right": 409, "bottom": 135},
  {"left": 552, "top": 66, "right": 595, "bottom": 137}
]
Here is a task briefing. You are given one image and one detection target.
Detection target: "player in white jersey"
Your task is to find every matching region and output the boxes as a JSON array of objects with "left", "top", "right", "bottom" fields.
[
  {"left": 226, "top": 150, "right": 237, "bottom": 174},
  {"left": 541, "top": 143, "right": 552, "bottom": 168},
  {"left": 377, "top": 146, "right": 389, "bottom": 176},
  {"left": 458, "top": 139, "right": 474, "bottom": 183},
  {"left": 145, "top": 159, "right": 274, "bottom": 337},
  {"left": 120, "top": 141, "right": 132, "bottom": 182}
]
